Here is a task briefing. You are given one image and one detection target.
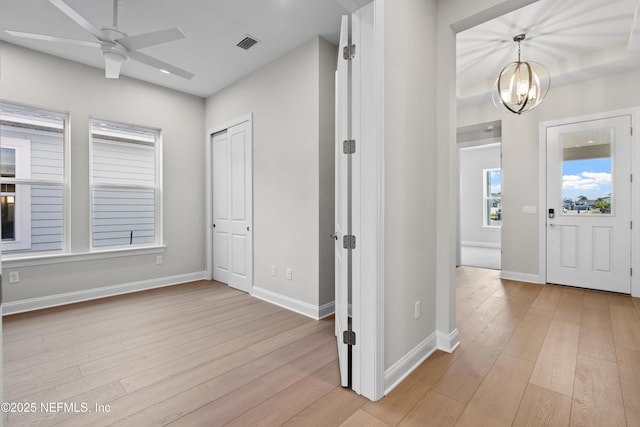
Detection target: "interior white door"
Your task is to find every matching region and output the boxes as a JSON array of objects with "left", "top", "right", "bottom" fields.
[
  {"left": 546, "top": 115, "right": 631, "bottom": 293},
  {"left": 212, "top": 120, "right": 252, "bottom": 293},
  {"left": 335, "top": 14, "right": 350, "bottom": 388}
]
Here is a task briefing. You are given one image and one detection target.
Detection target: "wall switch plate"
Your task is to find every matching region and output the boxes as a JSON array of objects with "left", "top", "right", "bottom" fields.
[
  {"left": 286, "top": 268, "right": 292, "bottom": 280},
  {"left": 414, "top": 300, "right": 421, "bottom": 319},
  {"left": 271, "top": 265, "right": 276, "bottom": 276},
  {"left": 156, "top": 256, "right": 163, "bottom": 265},
  {"left": 9, "top": 271, "right": 19, "bottom": 283}
]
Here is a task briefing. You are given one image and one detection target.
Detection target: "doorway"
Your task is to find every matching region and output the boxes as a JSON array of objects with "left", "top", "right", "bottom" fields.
[
  {"left": 544, "top": 114, "right": 631, "bottom": 293},
  {"left": 208, "top": 115, "right": 253, "bottom": 293},
  {"left": 457, "top": 122, "right": 502, "bottom": 270}
]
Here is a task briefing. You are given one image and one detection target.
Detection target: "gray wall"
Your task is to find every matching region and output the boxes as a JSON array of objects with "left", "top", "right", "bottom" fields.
[
  {"left": 383, "top": 0, "right": 438, "bottom": 370},
  {"left": 205, "top": 37, "right": 336, "bottom": 309},
  {"left": 459, "top": 144, "right": 501, "bottom": 246},
  {"left": 458, "top": 68, "right": 640, "bottom": 277},
  {"left": 0, "top": 41, "right": 206, "bottom": 302}
]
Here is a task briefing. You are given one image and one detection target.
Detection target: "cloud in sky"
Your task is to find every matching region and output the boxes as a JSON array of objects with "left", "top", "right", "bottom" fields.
[{"left": 563, "top": 171, "right": 611, "bottom": 192}]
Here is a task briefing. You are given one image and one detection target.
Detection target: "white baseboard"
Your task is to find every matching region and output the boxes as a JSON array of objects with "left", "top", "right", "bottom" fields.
[
  {"left": 437, "top": 328, "right": 460, "bottom": 353},
  {"left": 461, "top": 241, "right": 501, "bottom": 249},
  {"left": 500, "top": 270, "right": 544, "bottom": 284},
  {"left": 3, "top": 271, "right": 208, "bottom": 315},
  {"left": 251, "top": 286, "right": 332, "bottom": 320},
  {"left": 384, "top": 331, "right": 438, "bottom": 395}
]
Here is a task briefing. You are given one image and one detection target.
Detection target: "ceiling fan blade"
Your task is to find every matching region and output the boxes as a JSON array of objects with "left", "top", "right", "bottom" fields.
[
  {"left": 104, "top": 56, "right": 122, "bottom": 79},
  {"left": 4, "top": 30, "right": 100, "bottom": 48},
  {"left": 129, "top": 51, "right": 194, "bottom": 80},
  {"left": 48, "top": 0, "right": 102, "bottom": 40},
  {"left": 118, "top": 28, "right": 186, "bottom": 51}
]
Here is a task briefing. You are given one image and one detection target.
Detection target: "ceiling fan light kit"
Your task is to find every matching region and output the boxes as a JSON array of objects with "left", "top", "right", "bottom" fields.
[
  {"left": 4, "top": 0, "right": 194, "bottom": 80},
  {"left": 493, "top": 33, "right": 550, "bottom": 115}
]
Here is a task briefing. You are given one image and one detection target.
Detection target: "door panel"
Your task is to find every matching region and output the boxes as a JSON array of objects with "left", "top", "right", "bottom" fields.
[
  {"left": 546, "top": 116, "right": 631, "bottom": 293},
  {"left": 212, "top": 121, "right": 252, "bottom": 293},
  {"left": 335, "top": 14, "right": 350, "bottom": 388}
]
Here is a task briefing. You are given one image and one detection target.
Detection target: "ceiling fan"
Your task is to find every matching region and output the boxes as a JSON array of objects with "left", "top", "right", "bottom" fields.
[{"left": 4, "top": 0, "right": 194, "bottom": 80}]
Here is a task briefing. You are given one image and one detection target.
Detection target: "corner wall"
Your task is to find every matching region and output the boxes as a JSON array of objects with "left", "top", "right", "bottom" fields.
[
  {"left": 205, "top": 37, "right": 336, "bottom": 316},
  {"left": 0, "top": 41, "right": 206, "bottom": 307}
]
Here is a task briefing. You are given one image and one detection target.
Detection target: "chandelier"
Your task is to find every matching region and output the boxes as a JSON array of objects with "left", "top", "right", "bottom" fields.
[{"left": 493, "top": 34, "right": 550, "bottom": 114}]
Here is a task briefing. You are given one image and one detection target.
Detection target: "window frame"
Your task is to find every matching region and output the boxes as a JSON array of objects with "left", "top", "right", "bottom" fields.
[
  {"left": 89, "top": 118, "right": 163, "bottom": 250},
  {"left": 0, "top": 102, "right": 70, "bottom": 258},
  {"left": 483, "top": 167, "right": 502, "bottom": 229}
]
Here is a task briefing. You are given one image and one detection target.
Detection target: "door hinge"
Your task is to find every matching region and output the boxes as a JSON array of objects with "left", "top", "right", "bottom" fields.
[
  {"left": 343, "top": 330, "right": 356, "bottom": 346},
  {"left": 343, "top": 139, "right": 356, "bottom": 154},
  {"left": 631, "top": 267, "right": 633, "bottom": 276},
  {"left": 631, "top": 221, "right": 633, "bottom": 230},
  {"left": 343, "top": 235, "right": 356, "bottom": 250},
  {"left": 631, "top": 126, "right": 633, "bottom": 136},
  {"left": 343, "top": 44, "right": 356, "bottom": 60}
]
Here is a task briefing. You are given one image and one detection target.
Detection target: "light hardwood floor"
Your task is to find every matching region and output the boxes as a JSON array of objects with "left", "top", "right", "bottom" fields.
[{"left": 3, "top": 267, "right": 640, "bottom": 426}]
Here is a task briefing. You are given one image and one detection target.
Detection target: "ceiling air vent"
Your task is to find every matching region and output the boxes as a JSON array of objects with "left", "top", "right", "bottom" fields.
[{"left": 237, "top": 35, "right": 259, "bottom": 50}]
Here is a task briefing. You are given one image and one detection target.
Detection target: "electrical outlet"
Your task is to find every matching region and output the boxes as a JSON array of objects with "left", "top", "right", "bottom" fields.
[
  {"left": 156, "top": 255, "right": 163, "bottom": 265},
  {"left": 9, "top": 271, "right": 19, "bottom": 283},
  {"left": 286, "top": 268, "right": 292, "bottom": 281},
  {"left": 271, "top": 265, "right": 276, "bottom": 276},
  {"left": 414, "top": 300, "right": 421, "bottom": 319}
]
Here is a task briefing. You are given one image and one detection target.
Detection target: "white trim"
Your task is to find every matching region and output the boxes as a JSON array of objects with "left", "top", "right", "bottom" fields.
[
  {"left": 2, "top": 271, "right": 206, "bottom": 315},
  {"left": 384, "top": 332, "right": 438, "bottom": 395},
  {"left": 3, "top": 245, "right": 166, "bottom": 268},
  {"left": 251, "top": 286, "right": 330, "bottom": 320},
  {"left": 205, "top": 113, "right": 253, "bottom": 284},
  {"left": 500, "top": 270, "right": 544, "bottom": 284},
  {"left": 437, "top": 328, "right": 460, "bottom": 353},
  {"left": 461, "top": 241, "right": 501, "bottom": 249},
  {"left": 318, "top": 301, "right": 335, "bottom": 319}
]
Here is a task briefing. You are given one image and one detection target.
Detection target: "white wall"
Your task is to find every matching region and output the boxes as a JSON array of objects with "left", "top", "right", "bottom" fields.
[
  {"left": 383, "top": 0, "right": 438, "bottom": 371},
  {"left": 205, "top": 37, "right": 336, "bottom": 311},
  {"left": 459, "top": 144, "right": 501, "bottom": 246},
  {"left": 0, "top": 41, "right": 206, "bottom": 303},
  {"left": 458, "top": 68, "right": 640, "bottom": 279}
]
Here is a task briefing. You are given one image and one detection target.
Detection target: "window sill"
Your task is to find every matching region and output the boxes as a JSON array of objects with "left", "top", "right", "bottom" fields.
[{"left": 2, "top": 245, "right": 166, "bottom": 268}]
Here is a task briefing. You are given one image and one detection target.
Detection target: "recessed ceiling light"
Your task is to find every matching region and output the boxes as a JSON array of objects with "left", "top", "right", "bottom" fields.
[
  {"left": 160, "top": 69, "right": 170, "bottom": 74},
  {"left": 587, "top": 140, "right": 595, "bottom": 144}
]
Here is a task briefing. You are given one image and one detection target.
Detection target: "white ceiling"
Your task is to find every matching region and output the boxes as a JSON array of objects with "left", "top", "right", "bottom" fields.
[
  {"left": 2, "top": 0, "right": 639, "bottom": 102},
  {"left": 457, "top": 0, "right": 640, "bottom": 108},
  {"left": 0, "top": 0, "right": 350, "bottom": 98}
]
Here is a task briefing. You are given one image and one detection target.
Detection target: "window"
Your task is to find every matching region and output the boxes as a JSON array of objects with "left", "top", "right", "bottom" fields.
[
  {"left": 483, "top": 168, "right": 501, "bottom": 227},
  {"left": 0, "top": 104, "right": 67, "bottom": 253},
  {"left": 90, "top": 119, "right": 161, "bottom": 248}
]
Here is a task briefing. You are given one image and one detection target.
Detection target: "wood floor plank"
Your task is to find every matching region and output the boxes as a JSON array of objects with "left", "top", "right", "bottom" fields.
[
  {"left": 615, "top": 347, "right": 640, "bottom": 427},
  {"left": 339, "top": 409, "right": 391, "bottom": 427},
  {"left": 529, "top": 320, "right": 580, "bottom": 397},
  {"left": 512, "top": 383, "right": 572, "bottom": 427},
  {"left": 609, "top": 304, "right": 640, "bottom": 352},
  {"left": 363, "top": 350, "right": 457, "bottom": 425},
  {"left": 578, "top": 292, "right": 617, "bottom": 362},
  {"left": 167, "top": 380, "right": 276, "bottom": 427},
  {"left": 223, "top": 362, "right": 337, "bottom": 427},
  {"left": 531, "top": 285, "right": 563, "bottom": 311},
  {"left": 111, "top": 387, "right": 210, "bottom": 427},
  {"left": 397, "top": 391, "right": 465, "bottom": 427},
  {"left": 570, "top": 354, "right": 626, "bottom": 427},
  {"left": 282, "top": 387, "right": 367, "bottom": 427},
  {"left": 552, "top": 288, "right": 584, "bottom": 326},
  {"left": 503, "top": 306, "right": 554, "bottom": 362},
  {"left": 454, "top": 353, "right": 534, "bottom": 427}
]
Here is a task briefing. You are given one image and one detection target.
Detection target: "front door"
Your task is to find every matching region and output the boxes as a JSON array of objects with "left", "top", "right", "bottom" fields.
[
  {"left": 212, "top": 120, "right": 252, "bottom": 293},
  {"left": 546, "top": 115, "right": 631, "bottom": 293}
]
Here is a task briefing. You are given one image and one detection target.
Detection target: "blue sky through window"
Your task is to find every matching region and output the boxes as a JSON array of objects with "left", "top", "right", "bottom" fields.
[{"left": 562, "top": 157, "right": 611, "bottom": 200}]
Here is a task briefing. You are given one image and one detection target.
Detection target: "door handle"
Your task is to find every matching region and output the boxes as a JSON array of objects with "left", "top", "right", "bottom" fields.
[
  {"left": 329, "top": 234, "right": 338, "bottom": 240},
  {"left": 548, "top": 223, "right": 555, "bottom": 228}
]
